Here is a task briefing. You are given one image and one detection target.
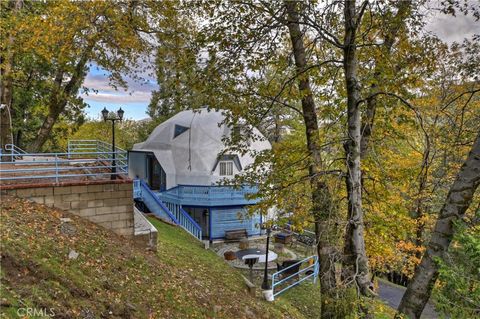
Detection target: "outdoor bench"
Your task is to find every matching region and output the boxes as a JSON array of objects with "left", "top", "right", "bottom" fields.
[{"left": 225, "top": 229, "right": 248, "bottom": 241}]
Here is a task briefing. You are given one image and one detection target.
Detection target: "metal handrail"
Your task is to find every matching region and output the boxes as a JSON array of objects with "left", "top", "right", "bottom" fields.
[
  {"left": 0, "top": 143, "right": 128, "bottom": 183},
  {"left": 68, "top": 139, "right": 126, "bottom": 153},
  {"left": 0, "top": 165, "right": 127, "bottom": 173},
  {"left": 271, "top": 255, "right": 319, "bottom": 299},
  {"left": 135, "top": 179, "right": 202, "bottom": 240},
  {"left": 1, "top": 150, "right": 125, "bottom": 157},
  {"left": 0, "top": 171, "right": 128, "bottom": 181},
  {"left": 4, "top": 144, "right": 26, "bottom": 155},
  {"left": 139, "top": 179, "right": 179, "bottom": 224},
  {"left": 179, "top": 207, "right": 202, "bottom": 232}
]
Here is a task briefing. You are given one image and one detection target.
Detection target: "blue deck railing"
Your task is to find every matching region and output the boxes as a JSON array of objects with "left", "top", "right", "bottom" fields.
[
  {"left": 133, "top": 179, "right": 142, "bottom": 198},
  {"left": 157, "top": 184, "right": 260, "bottom": 207},
  {"left": 135, "top": 179, "right": 202, "bottom": 241},
  {"left": 0, "top": 141, "right": 127, "bottom": 183},
  {"left": 137, "top": 179, "right": 179, "bottom": 224},
  {"left": 271, "top": 255, "right": 319, "bottom": 299}
]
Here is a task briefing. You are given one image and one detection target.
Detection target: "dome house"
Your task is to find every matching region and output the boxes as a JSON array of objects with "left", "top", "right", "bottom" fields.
[{"left": 129, "top": 108, "right": 271, "bottom": 241}]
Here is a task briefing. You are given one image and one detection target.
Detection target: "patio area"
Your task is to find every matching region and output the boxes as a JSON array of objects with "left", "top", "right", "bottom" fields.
[
  {"left": 211, "top": 231, "right": 317, "bottom": 284},
  {"left": 211, "top": 234, "right": 319, "bottom": 298},
  {"left": 214, "top": 239, "right": 298, "bottom": 270}
]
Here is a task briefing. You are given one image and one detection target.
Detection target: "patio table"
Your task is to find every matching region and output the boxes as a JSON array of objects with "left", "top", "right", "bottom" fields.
[
  {"left": 236, "top": 248, "right": 278, "bottom": 282},
  {"left": 236, "top": 248, "right": 278, "bottom": 263}
]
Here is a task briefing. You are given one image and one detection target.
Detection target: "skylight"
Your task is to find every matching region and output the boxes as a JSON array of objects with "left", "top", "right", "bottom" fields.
[{"left": 173, "top": 124, "right": 189, "bottom": 138}]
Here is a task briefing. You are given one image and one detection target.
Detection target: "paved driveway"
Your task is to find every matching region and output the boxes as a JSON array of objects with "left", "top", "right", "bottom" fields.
[{"left": 378, "top": 279, "right": 438, "bottom": 319}]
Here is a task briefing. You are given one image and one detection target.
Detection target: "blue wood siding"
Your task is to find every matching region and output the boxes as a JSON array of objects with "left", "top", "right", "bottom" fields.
[{"left": 210, "top": 206, "right": 261, "bottom": 239}]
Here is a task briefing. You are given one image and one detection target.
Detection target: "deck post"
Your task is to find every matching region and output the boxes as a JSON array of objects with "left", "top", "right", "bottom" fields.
[
  {"left": 111, "top": 120, "right": 117, "bottom": 180},
  {"left": 54, "top": 154, "right": 59, "bottom": 183}
]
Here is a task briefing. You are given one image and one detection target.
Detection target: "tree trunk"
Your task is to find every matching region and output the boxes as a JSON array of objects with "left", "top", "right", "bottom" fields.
[
  {"left": 27, "top": 70, "right": 65, "bottom": 152},
  {"left": 398, "top": 132, "right": 480, "bottom": 319},
  {"left": 343, "top": 0, "right": 412, "bottom": 292},
  {"left": 273, "top": 112, "right": 281, "bottom": 143},
  {"left": 413, "top": 154, "right": 429, "bottom": 253},
  {"left": 0, "top": 0, "right": 23, "bottom": 153},
  {"left": 285, "top": 2, "right": 337, "bottom": 317},
  {"left": 342, "top": 0, "right": 371, "bottom": 296},
  {"left": 27, "top": 44, "right": 92, "bottom": 152},
  {"left": 28, "top": 105, "right": 65, "bottom": 152}
]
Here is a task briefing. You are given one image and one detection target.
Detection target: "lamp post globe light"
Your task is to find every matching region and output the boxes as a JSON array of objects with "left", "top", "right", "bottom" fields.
[{"left": 101, "top": 107, "right": 124, "bottom": 180}]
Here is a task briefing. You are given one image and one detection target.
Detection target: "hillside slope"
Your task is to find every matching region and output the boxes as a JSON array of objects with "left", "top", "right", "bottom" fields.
[{"left": 0, "top": 196, "right": 304, "bottom": 318}]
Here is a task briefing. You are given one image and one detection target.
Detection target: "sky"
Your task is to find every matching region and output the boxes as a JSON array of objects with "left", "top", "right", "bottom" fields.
[
  {"left": 423, "top": 4, "right": 479, "bottom": 43},
  {"left": 80, "top": 66, "right": 157, "bottom": 121},
  {"left": 80, "top": 6, "right": 479, "bottom": 121}
]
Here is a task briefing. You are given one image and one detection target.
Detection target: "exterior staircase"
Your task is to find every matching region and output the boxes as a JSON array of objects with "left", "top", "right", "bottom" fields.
[{"left": 134, "top": 179, "right": 202, "bottom": 241}]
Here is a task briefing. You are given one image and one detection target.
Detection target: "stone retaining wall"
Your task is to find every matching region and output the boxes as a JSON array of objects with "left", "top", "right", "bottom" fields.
[{"left": 1, "top": 181, "right": 134, "bottom": 237}]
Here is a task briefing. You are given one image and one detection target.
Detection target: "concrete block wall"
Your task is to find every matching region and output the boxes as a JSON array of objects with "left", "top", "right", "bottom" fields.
[
  {"left": 133, "top": 207, "right": 158, "bottom": 251},
  {"left": 1, "top": 181, "right": 135, "bottom": 237}
]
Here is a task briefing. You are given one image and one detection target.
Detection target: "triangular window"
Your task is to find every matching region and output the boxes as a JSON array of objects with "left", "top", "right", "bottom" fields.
[{"left": 173, "top": 124, "right": 189, "bottom": 138}]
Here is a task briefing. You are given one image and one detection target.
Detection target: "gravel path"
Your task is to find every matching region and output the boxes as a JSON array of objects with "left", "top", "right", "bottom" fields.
[{"left": 378, "top": 279, "right": 438, "bottom": 319}]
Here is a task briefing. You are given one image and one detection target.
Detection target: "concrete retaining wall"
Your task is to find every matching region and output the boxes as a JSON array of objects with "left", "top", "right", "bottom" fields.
[
  {"left": 133, "top": 207, "right": 158, "bottom": 251},
  {"left": 1, "top": 181, "right": 134, "bottom": 237}
]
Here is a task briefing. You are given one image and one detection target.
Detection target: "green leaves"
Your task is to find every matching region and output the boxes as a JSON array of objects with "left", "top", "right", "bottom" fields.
[
  {"left": 434, "top": 223, "right": 480, "bottom": 318},
  {"left": 2, "top": 0, "right": 176, "bottom": 151}
]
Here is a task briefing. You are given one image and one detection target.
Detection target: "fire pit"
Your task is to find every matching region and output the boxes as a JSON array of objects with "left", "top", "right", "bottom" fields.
[{"left": 224, "top": 251, "right": 236, "bottom": 261}]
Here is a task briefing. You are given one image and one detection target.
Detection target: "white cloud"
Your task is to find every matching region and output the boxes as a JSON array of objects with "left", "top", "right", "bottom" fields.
[
  {"left": 80, "top": 91, "right": 152, "bottom": 104},
  {"left": 424, "top": 1, "right": 479, "bottom": 44},
  {"left": 83, "top": 73, "right": 157, "bottom": 92},
  {"left": 82, "top": 75, "right": 114, "bottom": 92},
  {"left": 81, "top": 67, "right": 158, "bottom": 106}
]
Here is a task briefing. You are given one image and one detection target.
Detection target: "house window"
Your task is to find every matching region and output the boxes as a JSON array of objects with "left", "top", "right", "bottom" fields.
[
  {"left": 174, "top": 124, "right": 189, "bottom": 138},
  {"left": 219, "top": 161, "right": 234, "bottom": 176}
]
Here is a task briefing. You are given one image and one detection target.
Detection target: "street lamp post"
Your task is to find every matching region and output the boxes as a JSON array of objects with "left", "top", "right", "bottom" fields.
[
  {"left": 101, "top": 107, "right": 124, "bottom": 180},
  {"left": 261, "top": 227, "right": 272, "bottom": 290}
]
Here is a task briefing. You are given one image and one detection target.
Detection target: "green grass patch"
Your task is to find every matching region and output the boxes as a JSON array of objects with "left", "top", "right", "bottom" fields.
[{"left": 278, "top": 281, "right": 323, "bottom": 318}]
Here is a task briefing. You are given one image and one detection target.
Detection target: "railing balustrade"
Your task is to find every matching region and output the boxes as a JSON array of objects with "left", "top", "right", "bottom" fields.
[
  {"left": 270, "top": 255, "right": 319, "bottom": 300},
  {"left": 158, "top": 184, "right": 259, "bottom": 206},
  {"left": 133, "top": 179, "right": 142, "bottom": 198},
  {"left": 1, "top": 141, "right": 128, "bottom": 183},
  {"left": 4, "top": 144, "right": 26, "bottom": 158},
  {"left": 138, "top": 179, "right": 178, "bottom": 224},
  {"left": 136, "top": 179, "right": 202, "bottom": 241},
  {"left": 67, "top": 140, "right": 127, "bottom": 173}
]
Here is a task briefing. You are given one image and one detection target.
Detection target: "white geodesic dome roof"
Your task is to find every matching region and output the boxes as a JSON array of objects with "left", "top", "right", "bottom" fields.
[{"left": 133, "top": 108, "right": 271, "bottom": 189}]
